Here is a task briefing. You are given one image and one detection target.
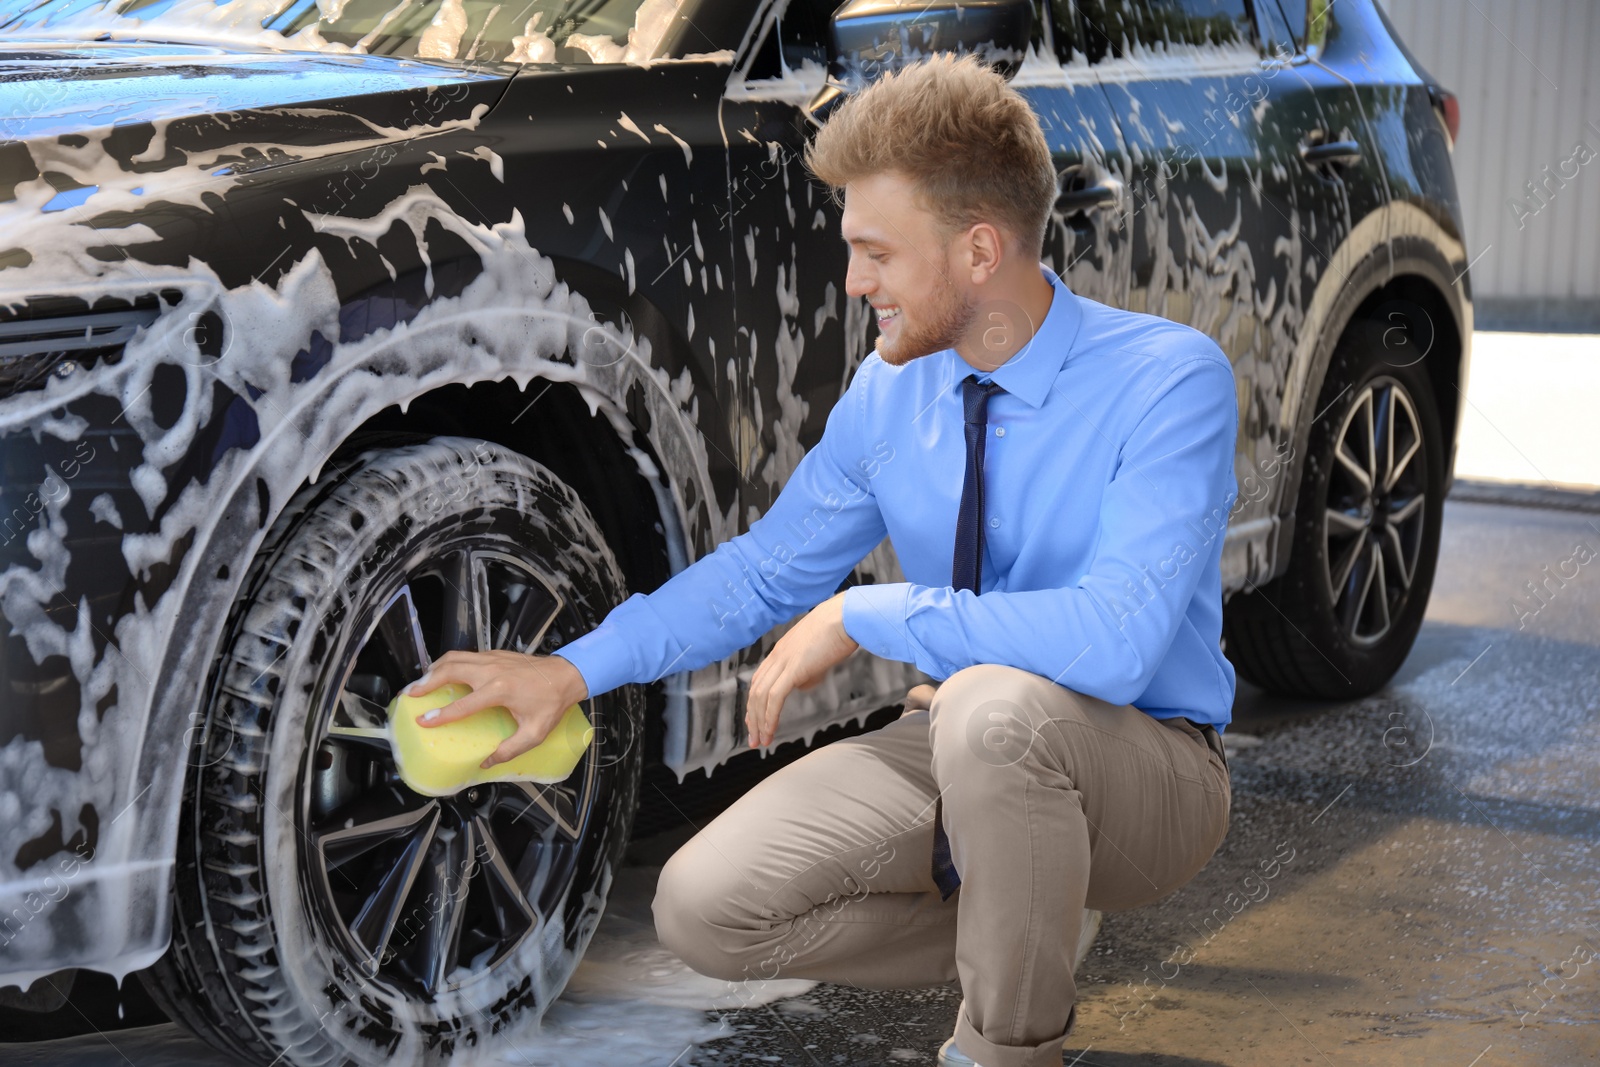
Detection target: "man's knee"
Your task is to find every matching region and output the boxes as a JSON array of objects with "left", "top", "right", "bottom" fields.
[
  {"left": 929, "top": 664, "right": 1091, "bottom": 772},
  {"left": 652, "top": 840, "right": 767, "bottom": 982}
]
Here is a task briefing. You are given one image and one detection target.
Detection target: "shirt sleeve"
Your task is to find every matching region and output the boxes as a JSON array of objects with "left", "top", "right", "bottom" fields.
[
  {"left": 554, "top": 359, "right": 894, "bottom": 699},
  {"left": 840, "top": 355, "right": 1239, "bottom": 706}
]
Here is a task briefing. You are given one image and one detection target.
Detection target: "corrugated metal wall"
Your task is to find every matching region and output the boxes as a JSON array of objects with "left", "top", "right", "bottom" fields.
[{"left": 1378, "top": 0, "right": 1600, "bottom": 330}]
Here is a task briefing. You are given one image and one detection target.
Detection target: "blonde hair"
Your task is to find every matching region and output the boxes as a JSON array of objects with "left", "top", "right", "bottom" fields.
[{"left": 805, "top": 52, "right": 1057, "bottom": 256}]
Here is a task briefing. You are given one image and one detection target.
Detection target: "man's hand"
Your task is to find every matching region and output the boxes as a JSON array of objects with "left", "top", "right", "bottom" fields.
[
  {"left": 900, "top": 683, "right": 937, "bottom": 717},
  {"left": 746, "top": 592, "right": 859, "bottom": 748},
  {"left": 406, "top": 650, "right": 589, "bottom": 769}
]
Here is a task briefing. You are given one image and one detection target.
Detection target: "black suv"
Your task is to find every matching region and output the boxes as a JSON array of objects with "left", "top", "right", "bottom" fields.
[{"left": 0, "top": 1, "right": 1468, "bottom": 1063}]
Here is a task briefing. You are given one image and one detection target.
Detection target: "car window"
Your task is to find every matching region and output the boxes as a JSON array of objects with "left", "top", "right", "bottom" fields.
[
  {"left": 739, "top": 0, "right": 838, "bottom": 82},
  {"left": 0, "top": 0, "right": 691, "bottom": 65},
  {"left": 1073, "top": 0, "right": 1257, "bottom": 62},
  {"left": 1255, "top": 0, "right": 1307, "bottom": 55},
  {"left": 1305, "top": 0, "right": 1329, "bottom": 53},
  {"left": 776, "top": 0, "right": 836, "bottom": 74},
  {"left": 745, "top": 0, "right": 1060, "bottom": 82},
  {"left": 1045, "top": 0, "right": 1090, "bottom": 64},
  {"left": 743, "top": 0, "right": 836, "bottom": 81},
  {"left": 1027, "top": 0, "right": 1066, "bottom": 62},
  {"left": 265, "top": 0, "right": 671, "bottom": 63}
]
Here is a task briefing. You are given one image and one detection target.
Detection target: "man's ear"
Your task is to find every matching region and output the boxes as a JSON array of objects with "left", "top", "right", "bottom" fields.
[{"left": 965, "top": 221, "right": 1006, "bottom": 285}]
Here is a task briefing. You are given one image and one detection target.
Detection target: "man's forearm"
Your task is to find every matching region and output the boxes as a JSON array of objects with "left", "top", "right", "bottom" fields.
[{"left": 551, "top": 402, "right": 893, "bottom": 699}]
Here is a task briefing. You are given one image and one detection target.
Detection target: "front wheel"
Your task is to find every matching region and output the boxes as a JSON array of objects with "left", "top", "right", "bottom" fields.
[
  {"left": 1223, "top": 320, "right": 1446, "bottom": 700},
  {"left": 143, "top": 436, "right": 643, "bottom": 1066}
]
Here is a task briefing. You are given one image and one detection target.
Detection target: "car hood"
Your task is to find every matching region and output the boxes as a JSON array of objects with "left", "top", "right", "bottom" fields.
[{"left": 0, "top": 39, "right": 506, "bottom": 142}]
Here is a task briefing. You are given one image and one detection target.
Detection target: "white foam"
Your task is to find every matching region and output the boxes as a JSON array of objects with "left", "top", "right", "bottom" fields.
[
  {"left": 11, "top": 865, "right": 810, "bottom": 1067},
  {"left": 507, "top": 15, "right": 556, "bottom": 65},
  {"left": 415, "top": 0, "right": 468, "bottom": 60},
  {"left": 566, "top": 0, "right": 684, "bottom": 66},
  {"left": 514, "top": 865, "right": 813, "bottom": 1065},
  {"left": 617, "top": 112, "right": 652, "bottom": 144},
  {"left": 4, "top": 0, "right": 714, "bottom": 68}
]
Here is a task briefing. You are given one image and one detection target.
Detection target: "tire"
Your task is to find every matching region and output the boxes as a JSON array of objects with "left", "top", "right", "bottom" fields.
[
  {"left": 142, "top": 436, "right": 643, "bottom": 1067},
  {"left": 1223, "top": 320, "right": 1445, "bottom": 700}
]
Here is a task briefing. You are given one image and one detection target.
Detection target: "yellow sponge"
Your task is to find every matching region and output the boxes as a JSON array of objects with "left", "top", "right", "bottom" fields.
[{"left": 385, "top": 681, "right": 594, "bottom": 796}]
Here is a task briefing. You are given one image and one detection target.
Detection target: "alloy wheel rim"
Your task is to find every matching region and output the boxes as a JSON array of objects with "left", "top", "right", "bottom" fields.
[
  {"left": 299, "top": 539, "right": 602, "bottom": 996},
  {"left": 1322, "top": 377, "right": 1427, "bottom": 647}
]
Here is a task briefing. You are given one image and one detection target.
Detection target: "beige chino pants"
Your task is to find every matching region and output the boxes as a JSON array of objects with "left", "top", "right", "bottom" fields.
[{"left": 652, "top": 663, "right": 1232, "bottom": 1067}]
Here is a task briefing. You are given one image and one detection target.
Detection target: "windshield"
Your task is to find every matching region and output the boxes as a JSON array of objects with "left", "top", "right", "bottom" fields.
[{"left": 0, "top": 0, "right": 692, "bottom": 65}]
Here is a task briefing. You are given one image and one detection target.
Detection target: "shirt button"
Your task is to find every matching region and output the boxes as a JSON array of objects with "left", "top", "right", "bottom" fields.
[
  {"left": 994, "top": 426, "right": 1006, "bottom": 437},
  {"left": 989, "top": 517, "right": 1001, "bottom": 529}
]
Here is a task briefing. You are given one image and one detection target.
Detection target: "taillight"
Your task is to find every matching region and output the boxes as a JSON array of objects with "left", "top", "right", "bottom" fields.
[{"left": 1428, "top": 85, "right": 1460, "bottom": 149}]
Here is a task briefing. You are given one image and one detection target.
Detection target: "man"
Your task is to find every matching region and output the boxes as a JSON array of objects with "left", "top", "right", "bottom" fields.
[{"left": 409, "top": 53, "right": 1237, "bottom": 1067}]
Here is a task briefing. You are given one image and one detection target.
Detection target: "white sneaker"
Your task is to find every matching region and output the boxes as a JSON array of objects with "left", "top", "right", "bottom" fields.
[{"left": 936, "top": 1036, "right": 981, "bottom": 1067}]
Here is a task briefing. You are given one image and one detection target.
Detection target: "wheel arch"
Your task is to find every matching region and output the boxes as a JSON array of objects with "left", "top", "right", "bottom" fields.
[
  {"left": 1269, "top": 199, "right": 1472, "bottom": 583},
  {"left": 338, "top": 376, "right": 678, "bottom": 650},
  {"left": 51, "top": 256, "right": 713, "bottom": 988}
]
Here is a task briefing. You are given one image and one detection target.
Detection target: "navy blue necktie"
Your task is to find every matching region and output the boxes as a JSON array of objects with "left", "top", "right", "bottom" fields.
[{"left": 931, "top": 374, "right": 1005, "bottom": 900}]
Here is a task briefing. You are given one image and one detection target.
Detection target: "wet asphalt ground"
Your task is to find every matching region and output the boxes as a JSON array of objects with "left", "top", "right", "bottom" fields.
[
  {"left": 669, "top": 492, "right": 1600, "bottom": 1066},
  {"left": 6, "top": 491, "right": 1598, "bottom": 1066}
]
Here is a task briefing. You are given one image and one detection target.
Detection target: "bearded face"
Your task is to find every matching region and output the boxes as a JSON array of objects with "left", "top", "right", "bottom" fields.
[
  {"left": 841, "top": 173, "right": 987, "bottom": 370},
  {"left": 871, "top": 263, "right": 979, "bottom": 367}
]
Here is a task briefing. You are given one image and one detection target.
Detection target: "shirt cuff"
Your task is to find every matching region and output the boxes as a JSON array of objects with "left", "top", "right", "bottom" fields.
[
  {"left": 552, "top": 623, "right": 639, "bottom": 701},
  {"left": 842, "top": 583, "right": 915, "bottom": 665}
]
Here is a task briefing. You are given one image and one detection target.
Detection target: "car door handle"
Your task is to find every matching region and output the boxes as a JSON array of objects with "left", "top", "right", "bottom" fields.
[
  {"left": 1300, "top": 138, "right": 1362, "bottom": 166},
  {"left": 1056, "top": 166, "right": 1122, "bottom": 215}
]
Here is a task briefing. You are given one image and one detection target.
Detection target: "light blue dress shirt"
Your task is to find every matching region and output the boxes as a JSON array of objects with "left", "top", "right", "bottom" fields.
[{"left": 555, "top": 266, "right": 1240, "bottom": 728}]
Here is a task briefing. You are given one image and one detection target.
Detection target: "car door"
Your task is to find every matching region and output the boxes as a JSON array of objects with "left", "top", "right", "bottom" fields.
[
  {"left": 1069, "top": 0, "right": 1302, "bottom": 585},
  {"left": 713, "top": 0, "right": 1138, "bottom": 744},
  {"left": 1238, "top": 0, "right": 1398, "bottom": 577},
  {"left": 475, "top": 13, "right": 755, "bottom": 768},
  {"left": 1018, "top": 1, "right": 1134, "bottom": 309},
  {"left": 715, "top": 0, "right": 846, "bottom": 518},
  {"left": 1254, "top": 0, "right": 1396, "bottom": 300},
  {"left": 716, "top": 0, "right": 923, "bottom": 746},
  {"left": 1252, "top": 0, "right": 1400, "bottom": 464},
  {"left": 720, "top": 0, "right": 1135, "bottom": 476}
]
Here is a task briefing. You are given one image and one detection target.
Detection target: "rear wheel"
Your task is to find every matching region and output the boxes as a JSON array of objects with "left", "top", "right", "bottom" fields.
[
  {"left": 143, "top": 436, "right": 642, "bottom": 1066},
  {"left": 1224, "top": 320, "right": 1446, "bottom": 699}
]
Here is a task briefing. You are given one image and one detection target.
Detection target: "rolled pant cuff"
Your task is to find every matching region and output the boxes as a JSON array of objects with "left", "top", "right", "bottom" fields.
[{"left": 953, "top": 1003, "right": 1071, "bottom": 1067}]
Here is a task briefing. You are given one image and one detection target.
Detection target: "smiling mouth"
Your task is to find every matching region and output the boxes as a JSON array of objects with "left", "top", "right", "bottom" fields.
[{"left": 873, "top": 304, "right": 900, "bottom": 327}]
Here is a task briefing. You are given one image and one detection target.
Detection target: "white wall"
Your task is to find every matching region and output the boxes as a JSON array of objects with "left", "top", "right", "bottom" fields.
[{"left": 1378, "top": 0, "right": 1600, "bottom": 330}]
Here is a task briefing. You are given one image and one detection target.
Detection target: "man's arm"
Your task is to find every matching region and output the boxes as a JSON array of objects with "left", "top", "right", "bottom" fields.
[
  {"left": 554, "top": 361, "right": 894, "bottom": 700},
  {"left": 840, "top": 356, "right": 1239, "bottom": 706},
  {"left": 407, "top": 366, "right": 893, "bottom": 768}
]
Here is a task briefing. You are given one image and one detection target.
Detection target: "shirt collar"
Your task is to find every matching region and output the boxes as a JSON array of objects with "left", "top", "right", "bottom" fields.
[{"left": 965, "top": 264, "right": 1082, "bottom": 410}]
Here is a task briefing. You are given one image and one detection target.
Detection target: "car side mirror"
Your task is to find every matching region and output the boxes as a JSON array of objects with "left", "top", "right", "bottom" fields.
[{"left": 804, "top": 0, "right": 1034, "bottom": 126}]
